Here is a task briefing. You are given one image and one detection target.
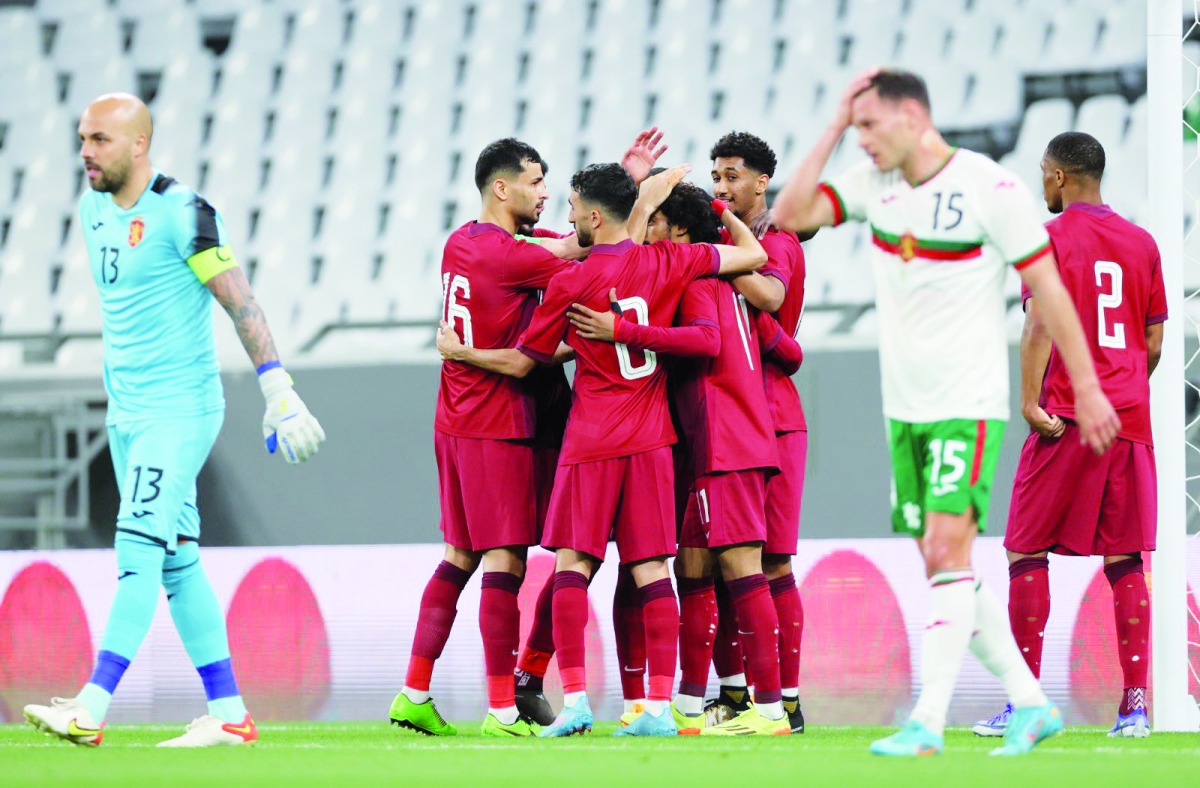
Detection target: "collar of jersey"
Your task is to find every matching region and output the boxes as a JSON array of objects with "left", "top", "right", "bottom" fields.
[
  {"left": 1063, "top": 202, "right": 1113, "bottom": 218},
  {"left": 588, "top": 238, "right": 636, "bottom": 255},
  {"left": 467, "top": 221, "right": 512, "bottom": 237},
  {"left": 102, "top": 169, "right": 161, "bottom": 213}
]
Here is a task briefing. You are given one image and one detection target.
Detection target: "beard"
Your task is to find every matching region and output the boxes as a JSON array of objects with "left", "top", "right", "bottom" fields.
[
  {"left": 574, "top": 223, "right": 594, "bottom": 247},
  {"left": 89, "top": 158, "right": 130, "bottom": 194}
]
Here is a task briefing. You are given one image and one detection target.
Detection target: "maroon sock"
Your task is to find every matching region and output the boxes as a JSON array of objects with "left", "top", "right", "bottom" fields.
[
  {"left": 727, "top": 573, "right": 781, "bottom": 705},
  {"left": 517, "top": 571, "right": 556, "bottom": 679},
  {"left": 612, "top": 566, "right": 646, "bottom": 700},
  {"left": 677, "top": 576, "right": 717, "bottom": 698},
  {"left": 1007, "top": 556, "right": 1050, "bottom": 679},
  {"left": 551, "top": 571, "right": 590, "bottom": 694},
  {"left": 405, "top": 560, "right": 471, "bottom": 691},
  {"left": 712, "top": 574, "right": 746, "bottom": 683},
  {"left": 480, "top": 572, "right": 522, "bottom": 710},
  {"left": 639, "top": 578, "right": 679, "bottom": 702},
  {"left": 769, "top": 574, "right": 802, "bottom": 692},
  {"left": 1106, "top": 557, "right": 1150, "bottom": 712}
]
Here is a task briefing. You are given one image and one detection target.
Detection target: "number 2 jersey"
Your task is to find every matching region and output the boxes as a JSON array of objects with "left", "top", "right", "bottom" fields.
[
  {"left": 822, "top": 148, "right": 1051, "bottom": 423},
  {"left": 80, "top": 172, "right": 238, "bottom": 421},
  {"left": 518, "top": 238, "right": 720, "bottom": 465},
  {"left": 1024, "top": 202, "right": 1167, "bottom": 444}
]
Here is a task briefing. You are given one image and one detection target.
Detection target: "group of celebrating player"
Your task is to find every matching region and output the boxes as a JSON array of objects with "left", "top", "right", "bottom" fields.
[{"left": 23, "top": 66, "right": 1165, "bottom": 755}]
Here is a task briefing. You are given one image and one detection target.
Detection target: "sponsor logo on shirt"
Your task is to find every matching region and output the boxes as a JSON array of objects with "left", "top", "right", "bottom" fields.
[{"left": 129, "top": 216, "right": 145, "bottom": 248}]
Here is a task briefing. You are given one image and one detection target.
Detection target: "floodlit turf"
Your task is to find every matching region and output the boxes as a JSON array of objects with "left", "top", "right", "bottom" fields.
[{"left": 2, "top": 721, "right": 1198, "bottom": 787}]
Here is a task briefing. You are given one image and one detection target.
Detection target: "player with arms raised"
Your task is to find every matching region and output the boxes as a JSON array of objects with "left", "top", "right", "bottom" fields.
[
  {"left": 24, "top": 93, "right": 325, "bottom": 747},
  {"left": 974, "top": 132, "right": 1166, "bottom": 740},
  {"left": 773, "top": 70, "right": 1120, "bottom": 756}
]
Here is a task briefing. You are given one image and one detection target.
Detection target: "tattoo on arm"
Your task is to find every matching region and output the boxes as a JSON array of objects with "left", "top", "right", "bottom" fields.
[{"left": 206, "top": 268, "right": 281, "bottom": 369}]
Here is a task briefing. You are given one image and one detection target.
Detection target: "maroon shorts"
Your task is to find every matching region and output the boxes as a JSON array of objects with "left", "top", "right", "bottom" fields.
[
  {"left": 680, "top": 470, "right": 768, "bottom": 550},
  {"left": 533, "top": 444, "right": 560, "bottom": 531},
  {"left": 541, "top": 446, "right": 676, "bottom": 564},
  {"left": 764, "top": 430, "right": 807, "bottom": 555},
  {"left": 1004, "top": 424, "right": 1157, "bottom": 556},
  {"left": 435, "top": 431, "right": 536, "bottom": 552}
]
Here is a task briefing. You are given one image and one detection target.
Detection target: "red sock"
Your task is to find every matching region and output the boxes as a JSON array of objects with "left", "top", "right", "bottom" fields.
[
  {"left": 640, "top": 578, "right": 679, "bottom": 702},
  {"left": 768, "top": 574, "right": 802, "bottom": 691},
  {"left": 480, "top": 572, "right": 522, "bottom": 710},
  {"left": 551, "top": 571, "right": 590, "bottom": 694},
  {"left": 612, "top": 566, "right": 646, "bottom": 701},
  {"left": 677, "top": 576, "right": 716, "bottom": 698},
  {"left": 1008, "top": 556, "right": 1051, "bottom": 679},
  {"left": 1105, "top": 557, "right": 1150, "bottom": 711},
  {"left": 727, "top": 574, "right": 781, "bottom": 705},
  {"left": 712, "top": 574, "right": 746, "bottom": 683},
  {"left": 517, "top": 571, "right": 555, "bottom": 678},
  {"left": 405, "top": 560, "right": 472, "bottom": 691}
]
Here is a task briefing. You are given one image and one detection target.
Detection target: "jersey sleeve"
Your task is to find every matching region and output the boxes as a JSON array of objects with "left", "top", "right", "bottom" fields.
[
  {"left": 975, "top": 173, "right": 1051, "bottom": 269},
  {"left": 756, "top": 311, "right": 803, "bottom": 375},
  {"left": 502, "top": 237, "right": 575, "bottom": 290},
  {"left": 759, "top": 231, "right": 796, "bottom": 286},
  {"left": 820, "top": 159, "right": 876, "bottom": 226},
  {"left": 517, "top": 273, "right": 575, "bottom": 362},
  {"left": 613, "top": 279, "right": 720, "bottom": 358},
  {"left": 1147, "top": 247, "right": 1168, "bottom": 325},
  {"left": 172, "top": 191, "right": 238, "bottom": 284}
]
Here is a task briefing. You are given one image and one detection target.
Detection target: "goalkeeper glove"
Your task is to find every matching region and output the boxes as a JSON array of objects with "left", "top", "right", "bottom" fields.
[{"left": 258, "top": 364, "right": 326, "bottom": 464}]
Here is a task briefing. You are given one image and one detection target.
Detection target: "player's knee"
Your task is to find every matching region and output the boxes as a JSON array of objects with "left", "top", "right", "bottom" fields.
[
  {"left": 162, "top": 540, "right": 202, "bottom": 595},
  {"left": 114, "top": 532, "right": 166, "bottom": 582},
  {"left": 481, "top": 546, "right": 526, "bottom": 576},
  {"left": 442, "top": 544, "right": 481, "bottom": 573},
  {"left": 761, "top": 553, "right": 792, "bottom": 578}
]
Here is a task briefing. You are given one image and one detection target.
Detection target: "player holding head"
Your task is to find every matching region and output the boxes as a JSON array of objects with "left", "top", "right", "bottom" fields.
[
  {"left": 973, "top": 132, "right": 1165, "bottom": 740},
  {"left": 773, "top": 69, "right": 1121, "bottom": 756},
  {"left": 709, "top": 131, "right": 808, "bottom": 732},
  {"left": 390, "top": 138, "right": 581, "bottom": 738},
  {"left": 570, "top": 182, "right": 805, "bottom": 735},
  {"left": 24, "top": 93, "right": 325, "bottom": 748},
  {"left": 438, "top": 164, "right": 767, "bottom": 736}
]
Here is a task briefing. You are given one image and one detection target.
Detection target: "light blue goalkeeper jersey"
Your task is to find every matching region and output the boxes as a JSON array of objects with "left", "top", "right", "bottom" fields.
[{"left": 79, "top": 172, "right": 238, "bottom": 421}]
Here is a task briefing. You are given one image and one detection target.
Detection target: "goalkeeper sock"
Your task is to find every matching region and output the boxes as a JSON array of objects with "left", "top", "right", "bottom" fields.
[
  {"left": 163, "top": 541, "right": 247, "bottom": 723},
  {"left": 551, "top": 571, "right": 590, "bottom": 694},
  {"left": 769, "top": 573, "right": 803, "bottom": 695},
  {"left": 78, "top": 534, "right": 165, "bottom": 722},
  {"left": 970, "top": 580, "right": 1047, "bottom": 709},
  {"left": 480, "top": 571, "right": 521, "bottom": 716},
  {"left": 1105, "top": 558, "right": 1150, "bottom": 697},
  {"left": 677, "top": 576, "right": 716, "bottom": 702},
  {"left": 909, "top": 569, "right": 976, "bottom": 737},
  {"left": 727, "top": 574, "right": 783, "bottom": 716},
  {"left": 403, "top": 560, "right": 471, "bottom": 703},
  {"left": 1007, "top": 556, "right": 1050, "bottom": 678},
  {"left": 516, "top": 571, "right": 556, "bottom": 680},
  {"left": 612, "top": 566, "right": 646, "bottom": 702},
  {"left": 640, "top": 579, "right": 679, "bottom": 704}
]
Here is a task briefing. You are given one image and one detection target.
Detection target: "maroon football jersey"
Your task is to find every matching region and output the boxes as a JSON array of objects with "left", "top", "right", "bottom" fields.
[
  {"left": 1024, "top": 203, "right": 1167, "bottom": 444},
  {"left": 435, "top": 221, "right": 574, "bottom": 440},
  {"left": 518, "top": 238, "right": 719, "bottom": 464}
]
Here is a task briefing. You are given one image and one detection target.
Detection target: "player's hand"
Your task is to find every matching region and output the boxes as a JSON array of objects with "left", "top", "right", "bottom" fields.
[
  {"left": 568, "top": 289, "right": 619, "bottom": 343},
  {"left": 637, "top": 164, "right": 691, "bottom": 213},
  {"left": 436, "top": 320, "right": 467, "bottom": 360},
  {"left": 621, "top": 126, "right": 669, "bottom": 185},
  {"left": 258, "top": 367, "right": 325, "bottom": 464},
  {"left": 833, "top": 67, "right": 880, "bottom": 130},
  {"left": 1073, "top": 383, "right": 1121, "bottom": 454},
  {"left": 1022, "top": 404, "right": 1065, "bottom": 439},
  {"left": 747, "top": 211, "right": 774, "bottom": 240}
]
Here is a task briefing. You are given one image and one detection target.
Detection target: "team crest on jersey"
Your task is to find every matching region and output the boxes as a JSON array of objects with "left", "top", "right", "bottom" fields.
[
  {"left": 898, "top": 231, "right": 917, "bottom": 262},
  {"left": 129, "top": 217, "right": 145, "bottom": 248}
]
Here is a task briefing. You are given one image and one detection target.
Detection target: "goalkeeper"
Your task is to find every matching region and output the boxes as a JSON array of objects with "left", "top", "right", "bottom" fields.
[{"left": 24, "top": 93, "right": 325, "bottom": 748}]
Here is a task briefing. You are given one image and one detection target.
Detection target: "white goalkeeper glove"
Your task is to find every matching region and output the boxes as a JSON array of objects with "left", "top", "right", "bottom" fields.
[{"left": 258, "top": 365, "right": 326, "bottom": 464}]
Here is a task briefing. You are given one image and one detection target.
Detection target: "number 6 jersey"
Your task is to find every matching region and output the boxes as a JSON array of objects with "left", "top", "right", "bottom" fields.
[{"left": 821, "top": 148, "right": 1050, "bottom": 423}]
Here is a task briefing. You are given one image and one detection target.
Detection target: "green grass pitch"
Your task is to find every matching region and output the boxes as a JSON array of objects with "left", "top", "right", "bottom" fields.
[{"left": 2, "top": 722, "right": 1197, "bottom": 787}]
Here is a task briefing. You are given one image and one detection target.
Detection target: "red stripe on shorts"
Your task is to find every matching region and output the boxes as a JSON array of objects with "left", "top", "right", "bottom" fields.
[{"left": 970, "top": 420, "right": 985, "bottom": 485}]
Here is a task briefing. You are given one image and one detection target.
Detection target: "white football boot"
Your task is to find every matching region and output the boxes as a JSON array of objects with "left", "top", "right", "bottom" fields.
[
  {"left": 157, "top": 714, "right": 258, "bottom": 747},
  {"left": 24, "top": 697, "right": 104, "bottom": 746}
]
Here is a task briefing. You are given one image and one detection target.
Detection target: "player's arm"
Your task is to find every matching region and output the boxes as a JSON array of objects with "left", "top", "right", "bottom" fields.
[
  {"left": 195, "top": 231, "right": 324, "bottom": 464},
  {"left": 756, "top": 311, "right": 803, "bottom": 375},
  {"left": 727, "top": 271, "right": 784, "bottom": 312},
  {"left": 1019, "top": 254, "right": 1119, "bottom": 453},
  {"left": 568, "top": 291, "right": 719, "bottom": 358},
  {"left": 620, "top": 126, "right": 668, "bottom": 185},
  {"left": 1146, "top": 322, "right": 1163, "bottom": 377},
  {"left": 711, "top": 200, "right": 767, "bottom": 275},
  {"left": 516, "top": 233, "right": 587, "bottom": 262},
  {"left": 1019, "top": 295, "right": 1065, "bottom": 438},
  {"left": 772, "top": 69, "right": 878, "bottom": 233},
  {"left": 436, "top": 323, "right": 538, "bottom": 378}
]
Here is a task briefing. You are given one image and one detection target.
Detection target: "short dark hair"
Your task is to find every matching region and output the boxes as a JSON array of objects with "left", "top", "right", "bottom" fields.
[
  {"left": 709, "top": 131, "right": 777, "bottom": 177},
  {"left": 1044, "top": 131, "right": 1105, "bottom": 180},
  {"left": 569, "top": 163, "right": 638, "bottom": 221},
  {"left": 657, "top": 182, "right": 722, "bottom": 244},
  {"left": 867, "top": 69, "right": 931, "bottom": 113},
  {"left": 474, "top": 138, "right": 547, "bottom": 191}
]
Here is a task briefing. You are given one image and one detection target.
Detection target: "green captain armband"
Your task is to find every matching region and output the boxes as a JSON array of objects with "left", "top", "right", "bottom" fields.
[
  {"left": 187, "top": 244, "right": 239, "bottom": 284},
  {"left": 514, "top": 234, "right": 547, "bottom": 245}
]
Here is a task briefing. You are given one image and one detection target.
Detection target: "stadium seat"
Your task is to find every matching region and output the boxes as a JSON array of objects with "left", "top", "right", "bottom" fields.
[
  {"left": 1014, "top": 98, "right": 1076, "bottom": 158},
  {"left": 0, "top": 251, "right": 55, "bottom": 336},
  {"left": 0, "top": 8, "right": 42, "bottom": 74},
  {"left": 128, "top": 3, "right": 203, "bottom": 71}
]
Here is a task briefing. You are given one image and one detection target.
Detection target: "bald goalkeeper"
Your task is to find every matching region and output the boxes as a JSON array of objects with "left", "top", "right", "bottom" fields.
[{"left": 23, "top": 93, "right": 326, "bottom": 748}]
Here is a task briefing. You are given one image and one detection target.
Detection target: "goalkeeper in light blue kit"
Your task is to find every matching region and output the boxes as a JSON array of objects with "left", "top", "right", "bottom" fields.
[{"left": 24, "top": 93, "right": 325, "bottom": 748}]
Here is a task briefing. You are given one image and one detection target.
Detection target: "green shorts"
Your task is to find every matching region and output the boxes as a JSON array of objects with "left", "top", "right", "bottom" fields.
[{"left": 887, "top": 418, "right": 1006, "bottom": 537}]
